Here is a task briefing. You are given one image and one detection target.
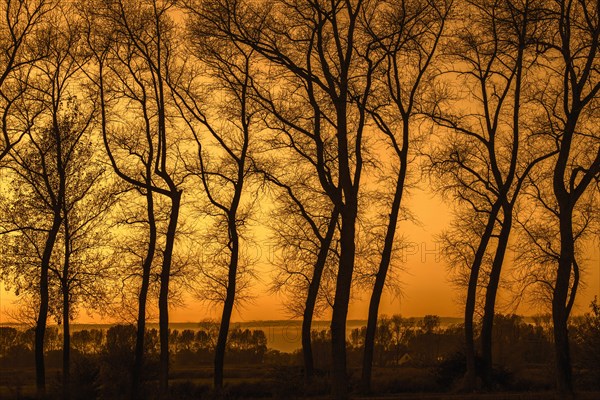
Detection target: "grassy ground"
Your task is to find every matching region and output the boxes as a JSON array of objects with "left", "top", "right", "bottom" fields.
[
  {"left": 355, "top": 394, "right": 600, "bottom": 400},
  {"left": 1, "top": 364, "right": 599, "bottom": 399}
]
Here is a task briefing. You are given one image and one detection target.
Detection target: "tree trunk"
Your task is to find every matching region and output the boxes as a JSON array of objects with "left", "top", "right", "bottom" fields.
[
  {"left": 552, "top": 206, "right": 575, "bottom": 397},
  {"left": 62, "top": 281, "right": 71, "bottom": 400},
  {"left": 330, "top": 201, "right": 357, "bottom": 400},
  {"left": 158, "top": 191, "right": 182, "bottom": 398},
  {"left": 132, "top": 276, "right": 149, "bottom": 400},
  {"left": 480, "top": 206, "right": 512, "bottom": 389},
  {"left": 214, "top": 217, "right": 239, "bottom": 390},
  {"left": 132, "top": 189, "right": 157, "bottom": 400},
  {"left": 551, "top": 108, "right": 577, "bottom": 397},
  {"left": 35, "top": 264, "right": 49, "bottom": 400},
  {"left": 62, "top": 206, "right": 71, "bottom": 400},
  {"left": 36, "top": 212, "right": 62, "bottom": 399},
  {"left": 552, "top": 302, "right": 573, "bottom": 397},
  {"left": 360, "top": 148, "right": 407, "bottom": 393},
  {"left": 463, "top": 201, "right": 502, "bottom": 392},
  {"left": 300, "top": 304, "right": 315, "bottom": 381},
  {"left": 132, "top": 269, "right": 150, "bottom": 400},
  {"left": 302, "top": 208, "right": 338, "bottom": 381},
  {"left": 214, "top": 287, "right": 234, "bottom": 390}
]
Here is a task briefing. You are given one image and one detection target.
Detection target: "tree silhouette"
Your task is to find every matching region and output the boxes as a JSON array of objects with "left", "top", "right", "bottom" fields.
[
  {"left": 185, "top": 1, "right": 378, "bottom": 397},
  {"left": 265, "top": 173, "right": 340, "bottom": 381},
  {"left": 174, "top": 6, "right": 262, "bottom": 388},
  {"left": 83, "top": 1, "right": 185, "bottom": 397},
  {"left": 527, "top": 0, "right": 600, "bottom": 395},
  {"left": 0, "top": 7, "right": 94, "bottom": 397},
  {"left": 425, "top": 0, "right": 555, "bottom": 389},
  {"left": 79, "top": 5, "right": 160, "bottom": 397},
  {"left": 358, "top": 0, "right": 450, "bottom": 392}
]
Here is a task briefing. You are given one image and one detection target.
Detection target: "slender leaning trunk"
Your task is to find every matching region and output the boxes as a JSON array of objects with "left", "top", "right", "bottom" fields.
[
  {"left": 479, "top": 20, "right": 523, "bottom": 386},
  {"left": 552, "top": 207, "right": 575, "bottom": 397},
  {"left": 132, "top": 189, "right": 157, "bottom": 400},
  {"left": 329, "top": 74, "right": 362, "bottom": 399},
  {"left": 36, "top": 212, "right": 62, "bottom": 399},
  {"left": 62, "top": 281, "right": 71, "bottom": 400},
  {"left": 35, "top": 269, "right": 49, "bottom": 400},
  {"left": 551, "top": 113, "right": 576, "bottom": 397},
  {"left": 302, "top": 208, "right": 339, "bottom": 381},
  {"left": 463, "top": 201, "right": 502, "bottom": 391},
  {"left": 480, "top": 206, "right": 512, "bottom": 389},
  {"left": 214, "top": 216, "right": 239, "bottom": 389},
  {"left": 330, "top": 200, "right": 357, "bottom": 400},
  {"left": 361, "top": 140, "right": 407, "bottom": 393},
  {"left": 158, "top": 191, "right": 182, "bottom": 398},
  {"left": 62, "top": 211, "right": 72, "bottom": 400}
]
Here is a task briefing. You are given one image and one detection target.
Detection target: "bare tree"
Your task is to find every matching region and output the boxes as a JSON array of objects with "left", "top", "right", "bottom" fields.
[
  {"left": 184, "top": 1, "right": 378, "bottom": 397},
  {"left": 81, "top": 7, "right": 158, "bottom": 399},
  {"left": 232, "top": 25, "right": 343, "bottom": 381},
  {"left": 182, "top": 12, "right": 343, "bottom": 379},
  {"left": 513, "top": 161, "right": 598, "bottom": 317},
  {"left": 0, "top": 101, "right": 117, "bottom": 400},
  {"left": 425, "top": 0, "right": 553, "bottom": 390},
  {"left": 264, "top": 169, "right": 340, "bottom": 381},
  {"left": 0, "top": 6, "right": 99, "bottom": 395},
  {"left": 171, "top": 11, "right": 263, "bottom": 388},
  {"left": 358, "top": 0, "right": 451, "bottom": 392},
  {"left": 83, "top": 1, "right": 184, "bottom": 397},
  {"left": 23, "top": 11, "right": 83, "bottom": 399},
  {"left": 51, "top": 116, "right": 118, "bottom": 400},
  {"left": 0, "top": 5, "right": 54, "bottom": 391},
  {"left": 527, "top": 1, "right": 600, "bottom": 395}
]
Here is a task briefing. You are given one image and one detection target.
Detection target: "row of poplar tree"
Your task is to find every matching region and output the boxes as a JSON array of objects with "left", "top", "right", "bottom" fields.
[{"left": 0, "top": 1, "right": 598, "bottom": 399}]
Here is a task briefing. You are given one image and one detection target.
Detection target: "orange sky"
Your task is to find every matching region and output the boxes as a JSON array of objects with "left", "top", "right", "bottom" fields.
[{"left": 2, "top": 186, "right": 598, "bottom": 325}]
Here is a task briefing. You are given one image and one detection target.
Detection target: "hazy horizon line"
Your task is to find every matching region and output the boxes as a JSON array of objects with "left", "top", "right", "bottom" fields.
[{"left": 1, "top": 315, "right": 559, "bottom": 328}]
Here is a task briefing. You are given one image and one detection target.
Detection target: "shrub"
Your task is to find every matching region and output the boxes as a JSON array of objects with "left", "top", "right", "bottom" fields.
[
  {"left": 434, "top": 351, "right": 513, "bottom": 391},
  {"left": 70, "top": 355, "right": 102, "bottom": 400}
]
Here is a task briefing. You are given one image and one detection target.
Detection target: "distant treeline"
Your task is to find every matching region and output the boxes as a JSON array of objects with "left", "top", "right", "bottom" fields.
[
  {"left": 0, "top": 324, "right": 268, "bottom": 367},
  {"left": 2, "top": 313, "right": 599, "bottom": 397}
]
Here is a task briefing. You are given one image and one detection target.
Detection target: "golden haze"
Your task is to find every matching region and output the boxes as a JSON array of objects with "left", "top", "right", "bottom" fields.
[{"left": 2, "top": 187, "right": 598, "bottom": 324}]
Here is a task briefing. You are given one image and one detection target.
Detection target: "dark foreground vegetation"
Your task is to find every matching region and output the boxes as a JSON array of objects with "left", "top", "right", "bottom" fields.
[
  {"left": 1, "top": 0, "right": 599, "bottom": 399},
  {"left": 2, "top": 310, "right": 599, "bottom": 399}
]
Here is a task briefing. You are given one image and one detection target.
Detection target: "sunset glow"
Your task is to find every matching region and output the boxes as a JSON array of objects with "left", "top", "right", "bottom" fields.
[{"left": 1, "top": 1, "right": 599, "bottom": 399}]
